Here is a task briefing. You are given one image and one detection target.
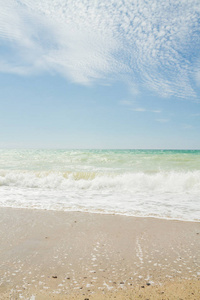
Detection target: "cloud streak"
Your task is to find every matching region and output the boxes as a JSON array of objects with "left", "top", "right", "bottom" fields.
[
  {"left": 0, "top": 0, "right": 199, "bottom": 97},
  {"left": 156, "top": 119, "right": 170, "bottom": 123}
]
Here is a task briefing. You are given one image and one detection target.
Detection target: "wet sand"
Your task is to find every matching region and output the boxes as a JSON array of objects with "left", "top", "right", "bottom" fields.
[{"left": 0, "top": 207, "right": 199, "bottom": 299}]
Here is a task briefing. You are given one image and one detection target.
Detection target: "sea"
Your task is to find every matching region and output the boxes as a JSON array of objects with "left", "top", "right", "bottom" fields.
[{"left": 0, "top": 149, "right": 199, "bottom": 222}]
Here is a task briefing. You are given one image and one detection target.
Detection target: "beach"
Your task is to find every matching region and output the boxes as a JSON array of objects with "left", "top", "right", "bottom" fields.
[
  {"left": 0, "top": 207, "right": 199, "bottom": 299},
  {"left": 0, "top": 149, "right": 200, "bottom": 299},
  {"left": 1, "top": 0, "right": 200, "bottom": 297}
]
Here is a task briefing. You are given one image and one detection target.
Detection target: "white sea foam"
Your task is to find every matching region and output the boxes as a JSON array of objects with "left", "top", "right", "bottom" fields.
[
  {"left": 0, "top": 149, "right": 199, "bottom": 221},
  {"left": 0, "top": 169, "right": 199, "bottom": 221},
  {"left": 0, "top": 169, "right": 200, "bottom": 193}
]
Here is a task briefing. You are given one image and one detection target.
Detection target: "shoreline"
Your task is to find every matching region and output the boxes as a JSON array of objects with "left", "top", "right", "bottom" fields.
[
  {"left": 1, "top": 205, "right": 199, "bottom": 223},
  {"left": 0, "top": 207, "right": 200, "bottom": 299}
]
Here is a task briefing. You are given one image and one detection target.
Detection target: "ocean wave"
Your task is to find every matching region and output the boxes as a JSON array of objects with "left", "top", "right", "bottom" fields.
[{"left": 0, "top": 169, "right": 200, "bottom": 193}]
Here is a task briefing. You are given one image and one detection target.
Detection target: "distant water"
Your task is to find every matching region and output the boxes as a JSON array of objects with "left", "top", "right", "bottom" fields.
[{"left": 0, "top": 149, "right": 200, "bottom": 221}]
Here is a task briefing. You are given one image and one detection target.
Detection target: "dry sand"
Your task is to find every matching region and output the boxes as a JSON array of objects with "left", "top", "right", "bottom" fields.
[{"left": 0, "top": 207, "right": 199, "bottom": 299}]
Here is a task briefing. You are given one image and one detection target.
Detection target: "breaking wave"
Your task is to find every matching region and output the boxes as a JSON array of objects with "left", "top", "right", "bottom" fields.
[
  {"left": 0, "top": 149, "right": 200, "bottom": 221},
  {"left": 0, "top": 170, "right": 200, "bottom": 193}
]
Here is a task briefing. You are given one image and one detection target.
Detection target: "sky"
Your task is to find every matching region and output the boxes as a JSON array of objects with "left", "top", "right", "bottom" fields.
[{"left": 0, "top": 0, "right": 200, "bottom": 149}]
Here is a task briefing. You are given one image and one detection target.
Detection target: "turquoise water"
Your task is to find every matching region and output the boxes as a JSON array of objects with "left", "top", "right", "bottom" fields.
[{"left": 0, "top": 149, "right": 200, "bottom": 221}]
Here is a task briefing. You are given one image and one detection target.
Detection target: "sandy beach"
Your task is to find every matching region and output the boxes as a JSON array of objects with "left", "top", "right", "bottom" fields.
[{"left": 0, "top": 207, "right": 199, "bottom": 299}]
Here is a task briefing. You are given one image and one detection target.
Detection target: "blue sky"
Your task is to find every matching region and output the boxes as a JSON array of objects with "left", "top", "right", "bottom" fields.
[{"left": 0, "top": 0, "right": 200, "bottom": 149}]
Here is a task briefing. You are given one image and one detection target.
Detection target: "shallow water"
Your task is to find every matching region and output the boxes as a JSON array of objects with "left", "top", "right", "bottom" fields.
[{"left": 0, "top": 149, "right": 200, "bottom": 221}]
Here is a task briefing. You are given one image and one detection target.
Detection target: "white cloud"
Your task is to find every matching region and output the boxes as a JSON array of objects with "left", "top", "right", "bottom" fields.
[
  {"left": 151, "top": 110, "right": 161, "bottom": 113},
  {"left": 131, "top": 108, "right": 161, "bottom": 113},
  {"left": 0, "top": 0, "right": 199, "bottom": 97},
  {"left": 156, "top": 119, "right": 169, "bottom": 123},
  {"left": 195, "top": 70, "right": 200, "bottom": 86},
  {"left": 183, "top": 124, "right": 194, "bottom": 129},
  {"left": 119, "top": 100, "right": 134, "bottom": 106},
  {"left": 119, "top": 101, "right": 161, "bottom": 113}
]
